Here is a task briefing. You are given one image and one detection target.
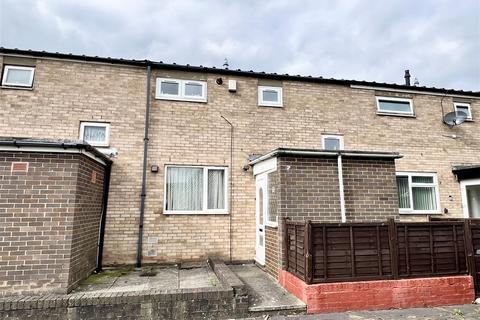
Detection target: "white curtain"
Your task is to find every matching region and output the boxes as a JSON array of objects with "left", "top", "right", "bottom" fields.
[
  {"left": 467, "top": 185, "right": 480, "bottom": 218},
  {"left": 84, "top": 126, "right": 106, "bottom": 142},
  {"left": 412, "top": 187, "right": 436, "bottom": 210},
  {"left": 396, "top": 177, "right": 410, "bottom": 208},
  {"left": 207, "top": 169, "right": 225, "bottom": 209},
  {"left": 166, "top": 167, "right": 203, "bottom": 211}
]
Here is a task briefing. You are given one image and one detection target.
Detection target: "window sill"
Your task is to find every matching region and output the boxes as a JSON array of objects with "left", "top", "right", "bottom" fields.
[
  {"left": 399, "top": 211, "right": 442, "bottom": 215},
  {"left": 265, "top": 222, "right": 278, "bottom": 228},
  {"left": 258, "top": 104, "right": 283, "bottom": 108},
  {"left": 163, "top": 211, "right": 229, "bottom": 215},
  {"left": 0, "top": 85, "right": 34, "bottom": 91},
  {"left": 155, "top": 95, "right": 207, "bottom": 103},
  {"left": 376, "top": 112, "right": 416, "bottom": 118}
]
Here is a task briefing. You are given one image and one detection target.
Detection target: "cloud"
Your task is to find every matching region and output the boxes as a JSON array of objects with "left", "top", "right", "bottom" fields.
[{"left": 0, "top": 0, "right": 478, "bottom": 90}]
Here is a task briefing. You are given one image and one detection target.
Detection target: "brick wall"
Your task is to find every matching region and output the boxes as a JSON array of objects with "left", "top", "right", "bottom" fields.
[
  {"left": 0, "top": 151, "right": 105, "bottom": 296},
  {"left": 68, "top": 156, "right": 106, "bottom": 290},
  {"left": 1, "top": 54, "right": 479, "bottom": 267},
  {"left": 279, "top": 270, "right": 475, "bottom": 313},
  {"left": 268, "top": 155, "right": 399, "bottom": 273}
]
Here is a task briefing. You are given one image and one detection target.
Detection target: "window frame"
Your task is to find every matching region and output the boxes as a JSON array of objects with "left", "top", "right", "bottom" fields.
[
  {"left": 155, "top": 78, "right": 207, "bottom": 102},
  {"left": 322, "top": 134, "right": 344, "bottom": 150},
  {"left": 376, "top": 96, "right": 414, "bottom": 116},
  {"left": 79, "top": 122, "right": 111, "bottom": 147},
  {"left": 1, "top": 65, "right": 35, "bottom": 88},
  {"left": 258, "top": 86, "right": 283, "bottom": 107},
  {"left": 454, "top": 102, "right": 472, "bottom": 120},
  {"left": 163, "top": 165, "right": 228, "bottom": 215},
  {"left": 396, "top": 171, "right": 441, "bottom": 214}
]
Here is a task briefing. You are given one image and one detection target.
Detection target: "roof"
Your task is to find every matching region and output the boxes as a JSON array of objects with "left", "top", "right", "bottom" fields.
[
  {"left": 1, "top": 47, "right": 479, "bottom": 97},
  {"left": 249, "top": 148, "right": 402, "bottom": 165},
  {"left": 0, "top": 137, "right": 113, "bottom": 165}
]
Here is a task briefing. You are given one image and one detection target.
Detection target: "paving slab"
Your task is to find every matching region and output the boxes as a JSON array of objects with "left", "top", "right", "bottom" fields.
[
  {"left": 229, "top": 264, "right": 306, "bottom": 313},
  {"left": 73, "top": 263, "right": 219, "bottom": 294},
  {"left": 241, "top": 304, "right": 480, "bottom": 319}
]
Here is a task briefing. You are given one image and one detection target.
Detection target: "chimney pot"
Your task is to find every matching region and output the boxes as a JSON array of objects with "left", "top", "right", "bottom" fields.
[{"left": 404, "top": 70, "right": 411, "bottom": 86}]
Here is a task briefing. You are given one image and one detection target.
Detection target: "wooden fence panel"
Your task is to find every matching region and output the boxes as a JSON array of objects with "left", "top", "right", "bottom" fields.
[{"left": 284, "top": 219, "right": 470, "bottom": 284}]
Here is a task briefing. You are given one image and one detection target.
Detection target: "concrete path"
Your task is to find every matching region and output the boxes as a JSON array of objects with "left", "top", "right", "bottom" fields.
[
  {"left": 241, "top": 304, "right": 480, "bottom": 320},
  {"left": 72, "top": 262, "right": 219, "bottom": 293},
  {"left": 230, "top": 264, "right": 306, "bottom": 313}
]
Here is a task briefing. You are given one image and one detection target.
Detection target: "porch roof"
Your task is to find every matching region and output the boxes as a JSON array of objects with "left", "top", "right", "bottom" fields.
[
  {"left": 249, "top": 148, "right": 402, "bottom": 165},
  {"left": 452, "top": 164, "right": 480, "bottom": 180},
  {"left": 0, "top": 137, "right": 113, "bottom": 165}
]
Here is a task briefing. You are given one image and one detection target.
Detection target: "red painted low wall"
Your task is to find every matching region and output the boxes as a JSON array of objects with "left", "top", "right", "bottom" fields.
[{"left": 279, "top": 270, "right": 475, "bottom": 314}]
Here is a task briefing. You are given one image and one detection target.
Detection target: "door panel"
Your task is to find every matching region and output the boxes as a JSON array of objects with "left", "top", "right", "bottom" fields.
[{"left": 255, "top": 175, "right": 267, "bottom": 264}]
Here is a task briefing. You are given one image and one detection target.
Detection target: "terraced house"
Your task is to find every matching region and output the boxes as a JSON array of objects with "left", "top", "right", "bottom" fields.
[{"left": 1, "top": 47, "right": 479, "bottom": 296}]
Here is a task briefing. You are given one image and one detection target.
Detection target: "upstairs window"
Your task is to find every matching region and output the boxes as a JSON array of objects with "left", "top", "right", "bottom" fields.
[
  {"left": 1, "top": 65, "right": 35, "bottom": 87},
  {"left": 454, "top": 102, "right": 472, "bottom": 120},
  {"left": 258, "top": 86, "right": 283, "bottom": 107},
  {"left": 322, "top": 134, "right": 344, "bottom": 150},
  {"left": 156, "top": 78, "right": 207, "bottom": 102},
  {"left": 376, "top": 96, "right": 413, "bottom": 115},
  {"left": 80, "top": 122, "right": 110, "bottom": 147},
  {"left": 164, "top": 166, "right": 227, "bottom": 214},
  {"left": 396, "top": 172, "right": 440, "bottom": 214}
]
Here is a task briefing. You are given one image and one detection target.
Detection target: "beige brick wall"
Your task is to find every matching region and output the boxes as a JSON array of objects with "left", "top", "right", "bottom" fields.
[{"left": 1, "top": 54, "right": 479, "bottom": 266}]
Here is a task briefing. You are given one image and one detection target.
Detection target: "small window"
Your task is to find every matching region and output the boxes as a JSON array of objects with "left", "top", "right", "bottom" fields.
[
  {"left": 376, "top": 96, "right": 413, "bottom": 115},
  {"left": 258, "top": 86, "right": 282, "bottom": 107},
  {"left": 80, "top": 122, "right": 110, "bottom": 147},
  {"left": 1, "top": 65, "right": 35, "bottom": 87},
  {"left": 454, "top": 103, "right": 472, "bottom": 120},
  {"left": 396, "top": 172, "right": 440, "bottom": 214},
  {"left": 164, "top": 166, "right": 227, "bottom": 214},
  {"left": 322, "top": 134, "right": 344, "bottom": 150},
  {"left": 156, "top": 78, "right": 207, "bottom": 102}
]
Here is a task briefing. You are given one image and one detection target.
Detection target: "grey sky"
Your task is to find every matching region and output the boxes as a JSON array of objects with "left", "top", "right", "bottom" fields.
[{"left": 1, "top": 0, "right": 479, "bottom": 90}]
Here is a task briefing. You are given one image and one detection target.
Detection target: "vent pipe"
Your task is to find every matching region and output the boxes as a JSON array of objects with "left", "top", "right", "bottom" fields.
[{"left": 404, "top": 70, "right": 411, "bottom": 86}]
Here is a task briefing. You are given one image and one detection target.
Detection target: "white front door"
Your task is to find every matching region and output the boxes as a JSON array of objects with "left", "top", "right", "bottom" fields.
[
  {"left": 461, "top": 179, "right": 480, "bottom": 218},
  {"left": 255, "top": 174, "right": 267, "bottom": 264}
]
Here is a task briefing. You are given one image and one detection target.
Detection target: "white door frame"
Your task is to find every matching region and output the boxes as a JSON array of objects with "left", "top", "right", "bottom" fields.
[
  {"left": 460, "top": 178, "right": 480, "bottom": 218},
  {"left": 255, "top": 174, "right": 267, "bottom": 265}
]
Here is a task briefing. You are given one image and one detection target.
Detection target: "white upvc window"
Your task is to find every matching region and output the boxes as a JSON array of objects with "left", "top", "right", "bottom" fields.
[
  {"left": 396, "top": 172, "right": 441, "bottom": 214},
  {"left": 258, "top": 86, "right": 283, "bottom": 107},
  {"left": 79, "top": 122, "right": 111, "bottom": 147},
  {"left": 376, "top": 96, "right": 414, "bottom": 115},
  {"left": 1, "top": 65, "right": 35, "bottom": 87},
  {"left": 454, "top": 102, "right": 472, "bottom": 120},
  {"left": 155, "top": 78, "right": 207, "bottom": 102},
  {"left": 322, "top": 134, "right": 344, "bottom": 150},
  {"left": 164, "top": 165, "right": 228, "bottom": 214}
]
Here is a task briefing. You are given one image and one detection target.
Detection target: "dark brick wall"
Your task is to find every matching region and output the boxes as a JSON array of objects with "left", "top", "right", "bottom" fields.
[
  {"left": 68, "top": 156, "right": 106, "bottom": 290},
  {"left": 265, "top": 226, "right": 278, "bottom": 279},
  {"left": 0, "top": 151, "right": 106, "bottom": 296},
  {"left": 268, "top": 155, "right": 399, "bottom": 272},
  {"left": 343, "top": 158, "right": 399, "bottom": 221}
]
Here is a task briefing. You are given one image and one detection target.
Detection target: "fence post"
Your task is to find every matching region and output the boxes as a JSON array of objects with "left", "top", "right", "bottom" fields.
[
  {"left": 464, "top": 219, "right": 477, "bottom": 289},
  {"left": 304, "top": 220, "right": 313, "bottom": 284},
  {"left": 283, "top": 217, "right": 290, "bottom": 271},
  {"left": 387, "top": 218, "right": 399, "bottom": 279}
]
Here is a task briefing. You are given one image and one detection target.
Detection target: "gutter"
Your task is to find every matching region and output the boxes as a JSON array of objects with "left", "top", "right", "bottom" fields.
[{"left": 136, "top": 64, "right": 152, "bottom": 268}]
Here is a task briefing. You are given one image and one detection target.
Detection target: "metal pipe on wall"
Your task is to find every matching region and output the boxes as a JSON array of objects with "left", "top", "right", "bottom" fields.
[{"left": 337, "top": 155, "right": 346, "bottom": 223}]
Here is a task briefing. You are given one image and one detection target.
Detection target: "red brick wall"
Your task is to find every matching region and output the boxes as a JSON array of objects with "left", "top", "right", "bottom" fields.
[
  {"left": 0, "top": 151, "right": 105, "bottom": 296},
  {"left": 264, "top": 226, "right": 278, "bottom": 278},
  {"left": 279, "top": 270, "right": 475, "bottom": 314}
]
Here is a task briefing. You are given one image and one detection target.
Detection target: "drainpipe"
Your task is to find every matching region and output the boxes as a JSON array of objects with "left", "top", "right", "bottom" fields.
[
  {"left": 95, "top": 161, "right": 112, "bottom": 272},
  {"left": 221, "top": 115, "right": 234, "bottom": 263},
  {"left": 337, "top": 154, "right": 346, "bottom": 223},
  {"left": 136, "top": 65, "right": 152, "bottom": 268}
]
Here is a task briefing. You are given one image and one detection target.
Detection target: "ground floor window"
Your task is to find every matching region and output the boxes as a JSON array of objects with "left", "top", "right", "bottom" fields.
[
  {"left": 396, "top": 172, "right": 440, "bottom": 214},
  {"left": 164, "top": 166, "right": 227, "bottom": 214}
]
